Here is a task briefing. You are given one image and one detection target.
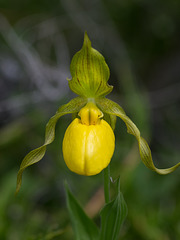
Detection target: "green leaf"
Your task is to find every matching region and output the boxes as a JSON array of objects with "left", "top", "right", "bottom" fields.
[
  {"left": 97, "top": 97, "right": 180, "bottom": 174},
  {"left": 69, "top": 32, "right": 113, "bottom": 98},
  {"left": 65, "top": 183, "right": 99, "bottom": 240},
  {"left": 100, "top": 178, "right": 128, "bottom": 240},
  {"left": 16, "top": 97, "right": 86, "bottom": 193}
]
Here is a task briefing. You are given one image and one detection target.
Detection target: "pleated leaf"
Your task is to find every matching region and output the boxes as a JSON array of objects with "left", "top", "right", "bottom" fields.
[
  {"left": 65, "top": 183, "right": 99, "bottom": 240},
  {"left": 16, "top": 97, "right": 86, "bottom": 193},
  {"left": 100, "top": 178, "right": 128, "bottom": 240},
  {"left": 97, "top": 97, "right": 180, "bottom": 174}
]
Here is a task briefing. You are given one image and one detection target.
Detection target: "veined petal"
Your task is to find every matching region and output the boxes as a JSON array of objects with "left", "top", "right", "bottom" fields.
[
  {"left": 96, "top": 97, "right": 180, "bottom": 174},
  {"left": 16, "top": 97, "right": 86, "bottom": 193}
]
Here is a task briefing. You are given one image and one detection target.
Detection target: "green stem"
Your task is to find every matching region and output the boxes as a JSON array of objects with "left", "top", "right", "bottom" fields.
[{"left": 104, "top": 165, "right": 110, "bottom": 203}]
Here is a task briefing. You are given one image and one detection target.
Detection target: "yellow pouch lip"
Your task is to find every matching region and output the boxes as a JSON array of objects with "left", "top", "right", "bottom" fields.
[{"left": 62, "top": 117, "right": 115, "bottom": 176}]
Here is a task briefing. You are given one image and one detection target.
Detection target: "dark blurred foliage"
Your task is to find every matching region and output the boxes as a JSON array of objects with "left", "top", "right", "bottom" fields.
[{"left": 0, "top": 0, "right": 180, "bottom": 239}]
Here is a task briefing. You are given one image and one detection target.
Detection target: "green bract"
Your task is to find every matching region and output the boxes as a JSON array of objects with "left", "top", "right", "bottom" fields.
[{"left": 16, "top": 33, "right": 180, "bottom": 193}]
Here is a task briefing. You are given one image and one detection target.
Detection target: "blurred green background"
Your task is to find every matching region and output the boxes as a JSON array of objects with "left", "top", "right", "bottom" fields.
[{"left": 0, "top": 0, "right": 180, "bottom": 239}]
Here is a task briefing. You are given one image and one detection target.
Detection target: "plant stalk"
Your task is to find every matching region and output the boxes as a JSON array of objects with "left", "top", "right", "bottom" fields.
[{"left": 104, "top": 165, "right": 110, "bottom": 203}]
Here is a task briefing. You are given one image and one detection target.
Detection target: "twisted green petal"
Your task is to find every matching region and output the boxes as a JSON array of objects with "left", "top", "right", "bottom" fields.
[
  {"left": 16, "top": 97, "right": 86, "bottom": 193},
  {"left": 96, "top": 98, "right": 180, "bottom": 174}
]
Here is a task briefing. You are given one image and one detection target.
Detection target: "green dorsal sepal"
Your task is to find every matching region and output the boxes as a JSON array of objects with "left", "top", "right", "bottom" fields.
[{"left": 68, "top": 32, "right": 113, "bottom": 98}]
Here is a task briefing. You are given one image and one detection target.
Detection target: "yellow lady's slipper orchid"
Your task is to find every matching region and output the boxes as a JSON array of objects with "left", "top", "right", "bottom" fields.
[
  {"left": 16, "top": 32, "right": 180, "bottom": 194},
  {"left": 63, "top": 103, "right": 115, "bottom": 175}
]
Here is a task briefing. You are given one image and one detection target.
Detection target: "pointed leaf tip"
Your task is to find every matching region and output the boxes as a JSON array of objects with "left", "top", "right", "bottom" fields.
[
  {"left": 100, "top": 177, "right": 127, "bottom": 240},
  {"left": 65, "top": 183, "right": 99, "bottom": 240}
]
